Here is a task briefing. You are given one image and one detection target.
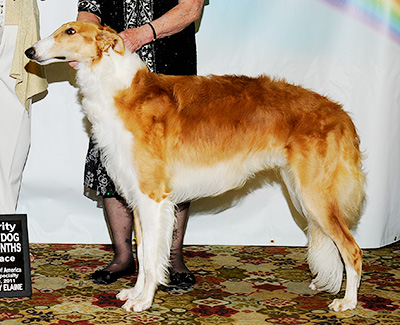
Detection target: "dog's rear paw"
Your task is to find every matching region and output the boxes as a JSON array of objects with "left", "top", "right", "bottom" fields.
[
  {"left": 121, "top": 298, "right": 152, "bottom": 312},
  {"left": 328, "top": 298, "right": 357, "bottom": 311}
]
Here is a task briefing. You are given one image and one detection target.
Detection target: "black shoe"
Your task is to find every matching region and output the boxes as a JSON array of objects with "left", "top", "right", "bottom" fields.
[
  {"left": 92, "top": 264, "right": 136, "bottom": 285},
  {"left": 168, "top": 271, "right": 196, "bottom": 289}
]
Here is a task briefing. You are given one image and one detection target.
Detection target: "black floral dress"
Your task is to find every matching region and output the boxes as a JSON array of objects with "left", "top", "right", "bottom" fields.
[{"left": 78, "top": 0, "right": 197, "bottom": 197}]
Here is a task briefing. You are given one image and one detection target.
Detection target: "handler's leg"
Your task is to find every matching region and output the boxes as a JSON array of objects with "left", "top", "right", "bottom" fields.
[
  {"left": 0, "top": 25, "right": 31, "bottom": 214},
  {"left": 91, "top": 196, "right": 136, "bottom": 284},
  {"left": 169, "top": 201, "right": 196, "bottom": 287},
  {"left": 92, "top": 197, "right": 195, "bottom": 288}
]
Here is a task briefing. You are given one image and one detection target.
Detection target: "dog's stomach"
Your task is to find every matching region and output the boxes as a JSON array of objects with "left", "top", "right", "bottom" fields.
[{"left": 169, "top": 152, "right": 285, "bottom": 203}]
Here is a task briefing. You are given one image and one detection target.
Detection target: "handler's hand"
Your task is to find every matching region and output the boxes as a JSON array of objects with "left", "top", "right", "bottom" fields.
[
  {"left": 119, "top": 28, "right": 144, "bottom": 53},
  {"left": 119, "top": 24, "right": 154, "bottom": 53}
]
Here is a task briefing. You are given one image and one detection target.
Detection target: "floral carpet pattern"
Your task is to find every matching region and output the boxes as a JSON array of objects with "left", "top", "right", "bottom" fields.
[{"left": 1, "top": 241, "right": 399, "bottom": 324}]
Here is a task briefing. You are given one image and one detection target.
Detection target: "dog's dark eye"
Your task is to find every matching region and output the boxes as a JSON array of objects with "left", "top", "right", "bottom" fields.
[{"left": 65, "top": 28, "right": 76, "bottom": 35}]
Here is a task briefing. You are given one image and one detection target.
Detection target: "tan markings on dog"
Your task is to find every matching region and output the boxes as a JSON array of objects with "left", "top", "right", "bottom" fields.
[
  {"left": 133, "top": 209, "right": 142, "bottom": 247},
  {"left": 328, "top": 204, "right": 363, "bottom": 274},
  {"left": 95, "top": 26, "right": 125, "bottom": 58},
  {"left": 115, "top": 68, "right": 362, "bottom": 200}
]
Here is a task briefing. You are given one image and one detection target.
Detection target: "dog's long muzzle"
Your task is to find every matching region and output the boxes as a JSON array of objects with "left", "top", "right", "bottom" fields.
[{"left": 25, "top": 46, "right": 67, "bottom": 63}]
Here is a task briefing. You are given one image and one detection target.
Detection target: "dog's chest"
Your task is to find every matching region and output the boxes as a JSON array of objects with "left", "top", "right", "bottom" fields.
[{"left": 78, "top": 70, "right": 140, "bottom": 200}]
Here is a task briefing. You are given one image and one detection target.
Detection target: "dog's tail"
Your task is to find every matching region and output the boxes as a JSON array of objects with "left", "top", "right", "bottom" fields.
[
  {"left": 307, "top": 224, "right": 344, "bottom": 293},
  {"left": 283, "top": 108, "right": 365, "bottom": 294}
]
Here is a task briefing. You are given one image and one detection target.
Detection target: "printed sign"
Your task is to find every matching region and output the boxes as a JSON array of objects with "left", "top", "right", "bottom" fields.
[{"left": 0, "top": 214, "right": 32, "bottom": 297}]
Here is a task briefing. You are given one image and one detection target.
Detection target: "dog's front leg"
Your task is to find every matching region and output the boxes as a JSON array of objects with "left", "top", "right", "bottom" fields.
[
  {"left": 117, "top": 209, "right": 145, "bottom": 301},
  {"left": 117, "top": 195, "right": 175, "bottom": 312}
]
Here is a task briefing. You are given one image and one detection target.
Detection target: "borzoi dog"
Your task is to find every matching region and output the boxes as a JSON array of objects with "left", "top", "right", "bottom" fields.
[{"left": 26, "top": 22, "right": 365, "bottom": 312}]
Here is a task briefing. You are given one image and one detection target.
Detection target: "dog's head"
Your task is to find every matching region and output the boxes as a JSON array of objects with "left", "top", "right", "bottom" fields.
[{"left": 25, "top": 21, "right": 125, "bottom": 66}]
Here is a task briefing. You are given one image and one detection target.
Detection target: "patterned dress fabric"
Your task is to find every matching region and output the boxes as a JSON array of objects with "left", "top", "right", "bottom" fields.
[{"left": 78, "top": 0, "right": 197, "bottom": 197}]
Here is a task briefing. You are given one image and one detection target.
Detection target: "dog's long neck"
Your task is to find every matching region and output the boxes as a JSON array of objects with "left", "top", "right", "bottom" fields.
[
  {"left": 76, "top": 49, "right": 146, "bottom": 113},
  {"left": 75, "top": 48, "right": 147, "bottom": 129}
]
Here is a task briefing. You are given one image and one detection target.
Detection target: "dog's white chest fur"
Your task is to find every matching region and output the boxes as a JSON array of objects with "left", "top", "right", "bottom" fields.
[{"left": 76, "top": 51, "right": 144, "bottom": 203}]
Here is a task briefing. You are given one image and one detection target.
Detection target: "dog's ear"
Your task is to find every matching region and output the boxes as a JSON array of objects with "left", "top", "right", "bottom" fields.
[{"left": 96, "top": 26, "right": 125, "bottom": 55}]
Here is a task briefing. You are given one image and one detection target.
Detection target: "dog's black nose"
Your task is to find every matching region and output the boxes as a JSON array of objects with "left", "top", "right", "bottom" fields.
[{"left": 25, "top": 47, "right": 36, "bottom": 59}]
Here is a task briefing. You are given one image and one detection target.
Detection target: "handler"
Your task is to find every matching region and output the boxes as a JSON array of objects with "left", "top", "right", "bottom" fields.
[
  {"left": 0, "top": 0, "right": 47, "bottom": 214},
  {"left": 76, "top": 0, "right": 204, "bottom": 288}
]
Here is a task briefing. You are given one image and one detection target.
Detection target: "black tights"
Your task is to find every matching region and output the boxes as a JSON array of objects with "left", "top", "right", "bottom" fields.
[{"left": 102, "top": 196, "right": 191, "bottom": 274}]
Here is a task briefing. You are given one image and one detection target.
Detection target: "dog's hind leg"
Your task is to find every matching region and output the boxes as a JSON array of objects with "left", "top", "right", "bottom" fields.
[
  {"left": 283, "top": 138, "right": 364, "bottom": 311},
  {"left": 305, "top": 201, "right": 362, "bottom": 312},
  {"left": 281, "top": 168, "right": 345, "bottom": 294},
  {"left": 286, "top": 179, "right": 362, "bottom": 312},
  {"left": 298, "top": 187, "right": 362, "bottom": 311},
  {"left": 117, "top": 195, "right": 175, "bottom": 312},
  {"left": 281, "top": 169, "right": 345, "bottom": 295}
]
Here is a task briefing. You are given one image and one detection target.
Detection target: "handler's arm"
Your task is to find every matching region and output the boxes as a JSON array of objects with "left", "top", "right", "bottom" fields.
[{"left": 120, "top": 0, "right": 204, "bottom": 52}]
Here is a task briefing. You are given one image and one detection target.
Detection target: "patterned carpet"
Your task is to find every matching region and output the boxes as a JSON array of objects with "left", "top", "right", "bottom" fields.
[{"left": 0, "top": 241, "right": 399, "bottom": 324}]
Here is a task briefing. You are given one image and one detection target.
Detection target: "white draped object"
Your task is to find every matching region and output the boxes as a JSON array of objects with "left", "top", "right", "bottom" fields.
[{"left": 18, "top": 0, "right": 400, "bottom": 248}]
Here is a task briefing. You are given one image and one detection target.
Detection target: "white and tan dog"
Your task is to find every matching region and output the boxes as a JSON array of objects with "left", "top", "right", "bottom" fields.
[{"left": 26, "top": 22, "right": 365, "bottom": 312}]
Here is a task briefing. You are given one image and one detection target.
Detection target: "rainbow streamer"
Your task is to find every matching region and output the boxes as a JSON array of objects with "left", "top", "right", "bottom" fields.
[{"left": 321, "top": 0, "right": 400, "bottom": 43}]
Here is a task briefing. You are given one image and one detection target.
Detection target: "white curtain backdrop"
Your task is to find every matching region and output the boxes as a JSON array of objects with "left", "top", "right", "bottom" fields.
[{"left": 17, "top": 0, "right": 400, "bottom": 248}]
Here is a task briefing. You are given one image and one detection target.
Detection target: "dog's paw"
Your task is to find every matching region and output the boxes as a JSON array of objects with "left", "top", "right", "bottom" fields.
[
  {"left": 117, "top": 286, "right": 143, "bottom": 302},
  {"left": 328, "top": 298, "right": 357, "bottom": 311},
  {"left": 121, "top": 298, "right": 152, "bottom": 312},
  {"left": 116, "top": 288, "right": 133, "bottom": 301}
]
